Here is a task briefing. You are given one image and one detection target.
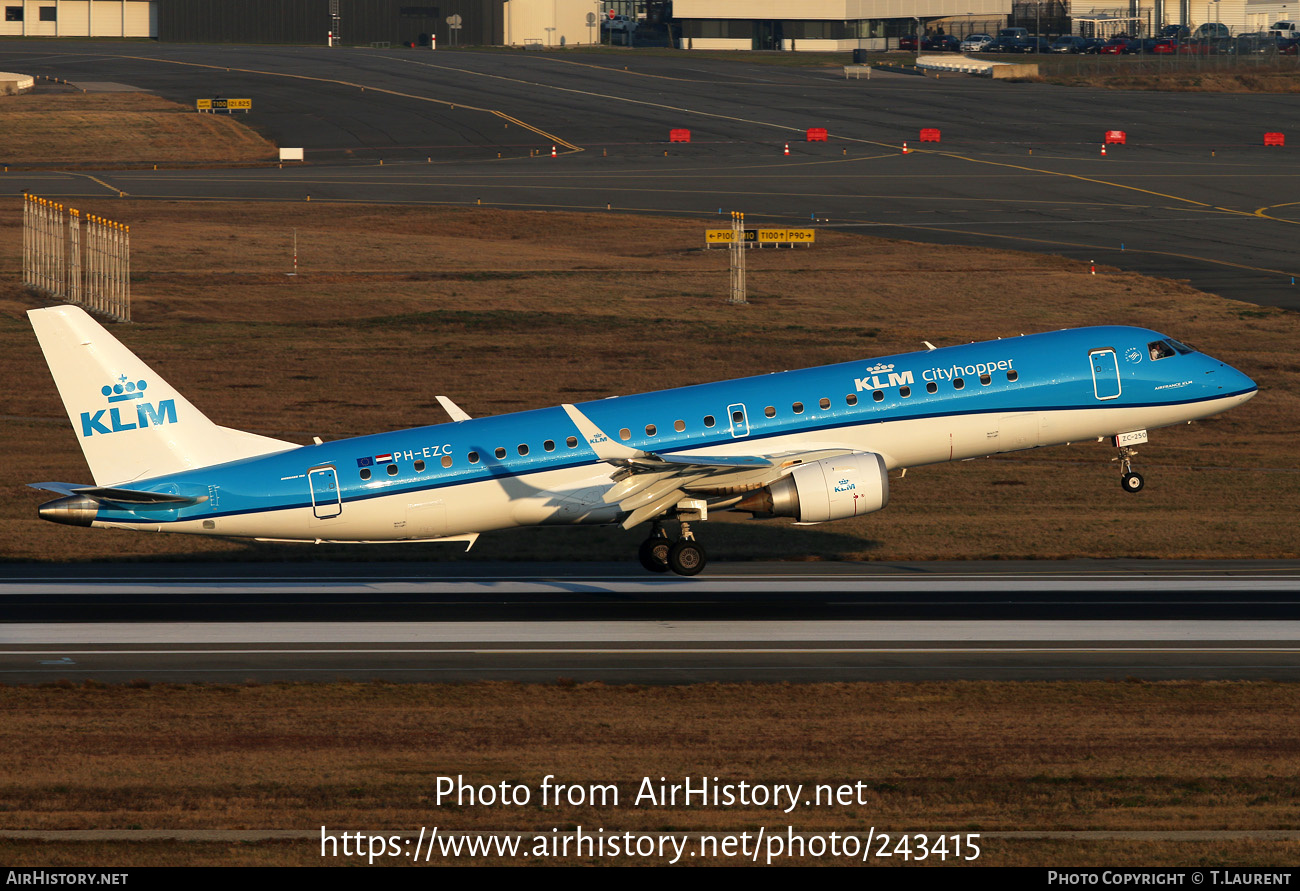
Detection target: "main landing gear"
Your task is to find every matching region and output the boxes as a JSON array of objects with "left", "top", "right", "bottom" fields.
[
  {"left": 637, "top": 521, "right": 707, "bottom": 576},
  {"left": 1114, "top": 444, "right": 1145, "bottom": 493}
]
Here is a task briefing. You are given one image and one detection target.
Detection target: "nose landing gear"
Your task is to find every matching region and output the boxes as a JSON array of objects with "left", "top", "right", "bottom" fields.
[{"left": 1114, "top": 445, "right": 1144, "bottom": 493}]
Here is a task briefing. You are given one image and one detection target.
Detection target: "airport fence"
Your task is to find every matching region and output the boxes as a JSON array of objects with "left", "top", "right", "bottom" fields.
[{"left": 22, "top": 193, "right": 130, "bottom": 322}]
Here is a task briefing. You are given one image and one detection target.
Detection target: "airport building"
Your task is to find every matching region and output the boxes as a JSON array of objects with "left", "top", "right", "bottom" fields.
[
  {"left": 1, "top": 1, "right": 157, "bottom": 37},
  {"left": 0, "top": 0, "right": 1285, "bottom": 44}
]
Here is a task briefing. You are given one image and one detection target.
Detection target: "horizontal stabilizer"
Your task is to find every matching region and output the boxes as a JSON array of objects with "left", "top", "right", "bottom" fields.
[{"left": 29, "top": 482, "right": 207, "bottom": 507}]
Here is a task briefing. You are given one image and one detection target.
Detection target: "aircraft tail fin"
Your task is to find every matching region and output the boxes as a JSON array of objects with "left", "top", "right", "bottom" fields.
[{"left": 28, "top": 305, "right": 297, "bottom": 486}]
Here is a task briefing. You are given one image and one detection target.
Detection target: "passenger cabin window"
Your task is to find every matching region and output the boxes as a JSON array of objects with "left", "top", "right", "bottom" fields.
[
  {"left": 872, "top": 390, "right": 884, "bottom": 402},
  {"left": 646, "top": 424, "right": 657, "bottom": 436},
  {"left": 764, "top": 406, "right": 776, "bottom": 418},
  {"left": 845, "top": 394, "right": 858, "bottom": 406},
  {"left": 704, "top": 415, "right": 716, "bottom": 427},
  {"left": 544, "top": 440, "right": 555, "bottom": 452},
  {"left": 899, "top": 386, "right": 911, "bottom": 398},
  {"left": 819, "top": 398, "right": 830, "bottom": 410},
  {"left": 674, "top": 420, "right": 686, "bottom": 432},
  {"left": 518, "top": 444, "right": 529, "bottom": 456},
  {"left": 731, "top": 410, "right": 744, "bottom": 423},
  {"left": 980, "top": 373, "right": 991, "bottom": 385},
  {"left": 359, "top": 468, "right": 371, "bottom": 480},
  {"left": 386, "top": 464, "right": 398, "bottom": 476},
  {"left": 468, "top": 451, "right": 480, "bottom": 464},
  {"left": 441, "top": 455, "right": 452, "bottom": 468},
  {"left": 953, "top": 378, "right": 965, "bottom": 390},
  {"left": 792, "top": 402, "right": 804, "bottom": 414},
  {"left": 566, "top": 436, "right": 578, "bottom": 448},
  {"left": 926, "top": 382, "right": 938, "bottom": 394},
  {"left": 495, "top": 447, "right": 506, "bottom": 459},
  {"left": 414, "top": 460, "right": 425, "bottom": 472},
  {"left": 619, "top": 428, "right": 631, "bottom": 441},
  {"left": 1007, "top": 370, "right": 1019, "bottom": 382}
]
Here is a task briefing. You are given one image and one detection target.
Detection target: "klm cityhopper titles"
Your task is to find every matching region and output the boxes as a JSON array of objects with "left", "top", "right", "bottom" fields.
[{"left": 29, "top": 306, "right": 1256, "bottom": 575}]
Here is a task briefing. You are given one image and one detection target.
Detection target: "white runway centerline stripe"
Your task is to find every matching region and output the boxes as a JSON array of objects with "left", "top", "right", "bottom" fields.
[{"left": 6, "top": 620, "right": 1300, "bottom": 645}]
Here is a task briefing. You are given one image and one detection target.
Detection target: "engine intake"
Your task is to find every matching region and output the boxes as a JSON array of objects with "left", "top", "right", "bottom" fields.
[{"left": 734, "top": 452, "right": 889, "bottom": 523}]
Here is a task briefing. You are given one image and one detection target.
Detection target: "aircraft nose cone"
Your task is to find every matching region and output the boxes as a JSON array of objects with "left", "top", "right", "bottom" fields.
[{"left": 1215, "top": 362, "right": 1257, "bottom": 400}]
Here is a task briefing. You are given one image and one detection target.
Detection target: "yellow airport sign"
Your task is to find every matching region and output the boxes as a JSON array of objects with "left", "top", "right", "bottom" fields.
[
  {"left": 197, "top": 98, "right": 252, "bottom": 112},
  {"left": 705, "top": 228, "right": 815, "bottom": 246}
]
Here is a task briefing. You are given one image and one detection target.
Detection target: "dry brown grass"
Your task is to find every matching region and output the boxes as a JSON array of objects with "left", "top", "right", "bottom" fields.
[
  {"left": 1, "top": 201, "right": 1296, "bottom": 563},
  {"left": 0, "top": 681, "right": 1298, "bottom": 865},
  {"left": 1030, "top": 57, "right": 1300, "bottom": 91},
  {"left": 0, "top": 91, "right": 277, "bottom": 168}
]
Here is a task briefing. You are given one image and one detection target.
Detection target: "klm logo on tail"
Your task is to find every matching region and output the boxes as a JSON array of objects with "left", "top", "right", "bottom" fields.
[{"left": 80, "top": 376, "right": 177, "bottom": 437}]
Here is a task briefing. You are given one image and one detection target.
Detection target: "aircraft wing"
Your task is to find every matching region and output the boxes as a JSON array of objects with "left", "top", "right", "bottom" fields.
[{"left": 560, "top": 404, "right": 852, "bottom": 528}]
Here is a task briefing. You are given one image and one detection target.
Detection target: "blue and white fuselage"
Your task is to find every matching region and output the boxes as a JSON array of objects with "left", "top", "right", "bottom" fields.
[{"left": 29, "top": 307, "right": 1256, "bottom": 575}]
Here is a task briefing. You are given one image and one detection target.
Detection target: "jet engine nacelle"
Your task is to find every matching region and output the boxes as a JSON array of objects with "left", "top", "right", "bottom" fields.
[{"left": 735, "top": 452, "right": 889, "bottom": 523}]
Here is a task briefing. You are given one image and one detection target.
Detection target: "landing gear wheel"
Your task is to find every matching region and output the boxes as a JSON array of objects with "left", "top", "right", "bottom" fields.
[
  {"left": 638, "top": 536, "right": 672, "bottom": 573},
  {"left": 1121, "top": 472, "right": 1145, "bottom": 493},
  {"left": 668, "top": 540, "right": 707, "bottom": 576}
]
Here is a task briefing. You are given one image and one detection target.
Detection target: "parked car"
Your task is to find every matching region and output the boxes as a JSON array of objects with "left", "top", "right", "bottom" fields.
[
  {"left": 898, "top": 34, "right": 919, "bottom": 51},
  {"left": 924, "top": 33, "right": 961, "bottom": 52},
  {"left": 1159, "top": 24, "right": 1190, "bottom": 40},
  {"left": 1127, "top": 38, "right": 1163, "bottom": 53},
  {"left": 960, "top": 33, "right": 993, "bottom": 52},
  {"left": 1011, "top": 37, "right": 1052, "bottom": 53},
  {"left": 997, "top": 27, "right": 1030, "bottom": 41},
  {"left": 1098, "top": 37, "right": 1133, "bottom": 54},
  {"left": 1051, "top": 35, "right": 1089, "bottom": 53},
  {"left": 602, "top": 14, "right": 637, "bottom": 33},
  {"left": 983, "top": 36, "right": 1019, "bottom": 53},
  {"left": 1191, "top": 22, "right": 1231, "bottom": 40},
  {"left": 1150, "top": 38, "right": 1179, "bottom": 54},
  {"left": 1268, "top": 20, "right": 1300, "bottom": 39}
]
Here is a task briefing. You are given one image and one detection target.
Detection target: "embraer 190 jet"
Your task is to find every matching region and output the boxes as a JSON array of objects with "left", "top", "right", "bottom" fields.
[{"left": 29, "top": 305, "right": 1256, "bottom": 575}]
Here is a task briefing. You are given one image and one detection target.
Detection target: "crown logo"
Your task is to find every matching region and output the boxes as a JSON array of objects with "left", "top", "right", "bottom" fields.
[
  {"left": 101, "top": 374, "right": 148, "bottom": 403},
  {"left": 865, "top": 362, "right": 894, "bottom": 374}
]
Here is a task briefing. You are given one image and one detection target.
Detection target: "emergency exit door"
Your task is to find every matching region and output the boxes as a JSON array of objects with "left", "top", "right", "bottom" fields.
[{"left": 308, "top": 466, "right": 342, "bottom": 519}]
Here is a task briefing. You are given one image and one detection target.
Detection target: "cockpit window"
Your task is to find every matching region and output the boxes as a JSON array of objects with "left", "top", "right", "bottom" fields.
[
  {"left": 1148, "top": 340, "right": 1176, "bottom": 360},
  {"left": 1167, "top": 338, "right": 1195, "bottom": 354}
]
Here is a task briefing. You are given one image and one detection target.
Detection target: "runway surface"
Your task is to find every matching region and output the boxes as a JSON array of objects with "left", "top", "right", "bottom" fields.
[
  {"left": 5, "top": 561, "right": 1300, "bottom": 682},
  {"left": 3, "top": 44, "right": 1300, "bottom": 309}
]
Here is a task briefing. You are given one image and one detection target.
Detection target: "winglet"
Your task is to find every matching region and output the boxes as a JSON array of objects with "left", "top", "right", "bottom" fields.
[
  {"left": 436, "top": 396, "right": 472, "bottom": 422},
  {"left": 561, "top": 404, "right": 645, "bottom": 462}
]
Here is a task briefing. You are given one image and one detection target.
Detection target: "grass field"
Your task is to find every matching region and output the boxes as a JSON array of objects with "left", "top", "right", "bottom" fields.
[
  {"left": 1, "top": 200, "right": 1296, "bottom": 564},
  {"left": 0, "top": 681, "right": 1297, "bottom": 865},
  {"left": 0, "top": 90, "right": 278, "bottom": 168}
]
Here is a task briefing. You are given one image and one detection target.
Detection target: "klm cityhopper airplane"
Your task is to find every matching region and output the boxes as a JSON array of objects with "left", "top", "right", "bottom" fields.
[{"left": 29, "top": 305, "right": 1256, "bottom": 575}]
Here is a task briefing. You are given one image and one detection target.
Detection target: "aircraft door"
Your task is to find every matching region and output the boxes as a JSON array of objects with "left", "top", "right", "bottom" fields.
[
  {"left": 308, "top": 466, "right": 342, "bottom": 519},
  {"left": 1089, "top": 349, "right": 1121, "bottom": 401},
  {"left": 727, "top": 403, "right": 750, "bottom": 438}
]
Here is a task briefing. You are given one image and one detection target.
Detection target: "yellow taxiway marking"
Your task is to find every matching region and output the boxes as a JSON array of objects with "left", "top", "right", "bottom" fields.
[
  {"left": 105, "top": 52, "right": 580, "bottom": 152},
  {"left": 66, "top": 172, "right": 126, "bottom": 195}
]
